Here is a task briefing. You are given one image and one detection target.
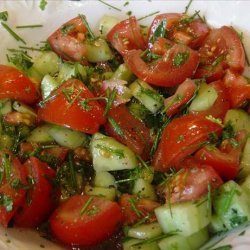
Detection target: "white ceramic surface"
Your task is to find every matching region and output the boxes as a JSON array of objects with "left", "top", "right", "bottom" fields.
[{"left": 0, "top": 0, "right": 249, "bottom": 249}]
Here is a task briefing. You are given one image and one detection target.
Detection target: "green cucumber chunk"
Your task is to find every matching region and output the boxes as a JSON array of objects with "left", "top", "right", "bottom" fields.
[
  {"left": 0, "top": 99, "right": 12, "bottom": 115},
  {"left": 84, "top": 185, "right": 116, "bottom": 201},
  {"left": 238, "top": 137, "right": 250, "bottom": 179},
  {"left": 26, "top": 124, "right": 54, "bottom": 143},
  {"left": 129, "top": 79, "right": 164, "bottom": 113},
  {"left": 99, "top": 15, "right": 120, "bottom": 37},
  {"left": 123, "top": 238, "right": 160, "bottom": 250},
  {"left": 132, "top": 178, "right": 156, "bottom": 200},
  {"left": 41, "top": 74, "right": 60, "bottom": 99},
  {"left": 213, "top": 180, "right": 250, "bottom": 230},
  {"left": 155, "top": 197, "right": 211, "bottom": 236},
  {"left": 94, "top": 171, "right": 116, "bottom": 188},
  {"left": 158, "top": 235, "right": 191, "bottom": 250},
  {"left": 241, "top": 174, "right": 250, "bottom": 196},
  {"left": 128, "top": 222, "right": 162, "bottom": 240},
  {"left": 208, "top": 215, "right": 227, "bottom": 234},
  {"left": 48, "top": 125, "right": 87, "bottom": 149},
  {"left": 111, "top": 63, "right": 134, "bottom": 82},
  {"left": 12, "top": 101, "right": 37, "bottom": 117},
  {"left": 187, "top": 227, "right": 209, "bottom": 249},
  {"left": 90, "top": 133, "right": 138, "bottom": 172}
]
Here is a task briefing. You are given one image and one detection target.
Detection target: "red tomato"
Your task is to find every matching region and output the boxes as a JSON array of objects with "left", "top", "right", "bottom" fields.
[
  {"left": 0, "top": 65, "right": 39, "bottom": 104},
  {"left": 152, "top": 114, "right": 223, "bottom": 172},
  {"left": 163, "top": 162, "right": 223, "bottom": 203},
  {"left": 50, "top": 195, "right": 122, "bottom": 246},
  {"left": 151, "top": 38, "right": 173, "bottom": 56},
  {"left": 107, "top": 16, "right": 146, "bottom": 56},
  {"left": 198, "top": 26, "right": 245, "bottom": 73},
  {"left": 164, "top": 78, "right": 197, "bottom": 117},
  {"left": 38, "top": 79, "right": 105, "bottom": 134},
  {"left": 40, "top": 146, "right": 69, "bottom": 165},
  {"left": 14, "top": 157, "right": 56, "bottom": 228},
  {"left": 105, "top": 105, "right": 153, "bottom": 160},
  {"left": 124, "top": 45, "right": 199, "bottom": 87},
  {"left": 48, "top": 16, "right": 88, "bottom": 64},
  {"left": 223, "top": 69, "right": 250, "bottom": 108},
  {"left": 119, "top": 194, "right": 160, "bottom": 225},
  {"left": 0, "top": 152, "right": 28, "bottom": 227},
  {"left": 190, "top": 80, "right": 230, "bottom": 119}
]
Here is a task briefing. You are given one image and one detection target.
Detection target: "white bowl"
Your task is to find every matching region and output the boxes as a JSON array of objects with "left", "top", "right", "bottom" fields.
[{"left": 0, "top": 1, "right": 249, "bottom": 249}]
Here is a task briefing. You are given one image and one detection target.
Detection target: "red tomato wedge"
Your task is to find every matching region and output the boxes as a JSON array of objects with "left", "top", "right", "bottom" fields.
[
  {"left": 14, "top": 157, "right": 56, "bottom": 228},
  {"left": 48, "top": 16, "right": 88, "bottom": 64},
  {"left": 198, "top": 26, "right": 245, "bottom": 73},
  {"left": 107, "top": 16, "right": 146, "bottom": 56},
  {"left": 105, "top": 105, "right": 153, "bottom": 160},
  {"left": 0, "top": 152, "right": 28, "bottom": 227},
  {"left": 38, "top": 79, "right": 105, "bottom": 134},
  {"left": 50, "top": 195, "right": 122, "bottom": 246},
  {"left": 119, "top": 194, "right": 160, "bottom": 225},
  {"left": 163, "top": 162, "right": 223, "bottom": 203},
  {"left": 152, "top": 114, "right": 223, "bottom": 172},
  {"left": 0, "top": 65, "right": 39, "bottom": 104},
  {"left": 124, "top": 44, "right": 199, "bottom": 87}
]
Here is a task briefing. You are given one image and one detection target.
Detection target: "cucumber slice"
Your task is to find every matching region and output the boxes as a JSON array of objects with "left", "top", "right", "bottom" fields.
[
  {"left": 155, "top": 197, "right": 211, "bottom": 237},
  {"left": 187, "top": 227, "right": 209, "bottom": 249},
  {"left": 189, "top": 82, "right": 218, "bottom": 112},
  {"left": 123, "top": 238, "right": 160, "bottom": 250},
  {"left": 94, "top": 171, "right": 116, "bottom": 188},
  {"left": 32, "top": 51, "right": 60, "bottom": 76},
  {"left": 241, "top": 174, "right": 250, "bottom": 196},
  {"left": 84, "top": 185, "right": 116, "bottom": 201},
  {"left": 0, "top": 134, "right": 13, "bottom": 150},
  {"left": 48, "top": 125, "right": 88, "bottom": 149},
  {"left": 0, "top": 99, "right": 12, "bottom": 115},
  {"left": 129, "top": 79, "right": 164, "bottom": 113},
  {"left": 158, "top": 235, "right": 191, "bottom": 250},
  {"left": 238, "top": 137, "right": 250, "bottom": 179},
  {"left": 128, "top": 223, "right": 162, "bottom": 240},
  {"left": 111, "top": 63, "right": 134, "bottom": 82},
  {"left": 85, "top": 38, "right": 113, "bottom": 63},
  {"left": 213, "top": 180, "right": 250, "bottom": 230},
  {"left": 26, "top": 124, "right": 54, "bottom": 143},
  {"left": 208, "top": 215, "right": 227, "bottom": 234},
  {"left": 12, "top": 101, "right": 37, "bottom": 117},
  {"left": 224, "top": 109, "right": 250, "bottom": 134},
  {"left": 90, "top": 133, "right": 138, "bottom": 172},
  {"left": 99, "top": 15, "right": 120, "bottom": 37},
  {"left": 41, "top": 74, "right": 60, "bottom": 99},
  {"left": 26, "top": 66, "right": 43, "bottom": 84},
  {"left": 132, "top": 178, "right": 156, "bottom": 200}
]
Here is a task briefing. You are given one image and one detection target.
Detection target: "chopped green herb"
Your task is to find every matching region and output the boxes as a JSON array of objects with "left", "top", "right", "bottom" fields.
[
  {"left": 95, "top": 144, "right": 125, "bottom": 159},
  {"left": 1, "top": 22, "right": 26, "bottom": 44},
  {"left": 62, "top": 84, "right": 75, "bottom": 103},
  {"left": 2, "top": 154, "right": 11, "bottom": 183},
  {"left": 184, "top": 0, "right": 193, "bottom": 14},
  {"left": 80, "top": 196, "right": 94, "bottom": 215},
  {"left": 39, "top": 0, "right": 47, "bottom": 11},
  {"left": 239, "top": 230, "right": 246, "bottom": 236},
  {"left": 0, "top": 11, "right": 8, "bottom": 21},
  {"left": 79, "top": 14, "right": 95, "bottom": 40},
  {"left": 129, "top": 197, "right": 142, "bottom": 217},
  {"left": 176, "top": 134, "right": 185, "bottom": 143},
  {"left": 138, "top": 11, "right": 160, "bottom": 21},
  {"left": 210, "top": 245, "right": 232, "bottom": 250},
  {"left": 150, "top": 19, "right": 167, "bottom": 44},
  {"left": 126, "top": 11, "right": 132, "bottom": 16},
  {"left": 230, "top": 215, "right": 247, "bottom": 228},
  {"left": 16, "top": 24, "right": 43, "bottom": 29},
  {"left": 97, "top": 0, "right": 122, "bottom": 12},
  {"left": 86, "top": 206, "right": 101, "bottom": 216},
  {"left": 68, "top": 153, "right": 78, "bottom": 191},
  {"left": 108, "top": 117, "right": 124, "bottom": 137},
  {"left": 79, "top": 96, "right": 106, "bottom": 111},
  {"left": 124, "top": 1, "right": 129, "bottom": 7},
  {"left": 172, "top": 52, "right": 189, "bottom": 67},
  {"left": 60, "top": 24, "right": 75, "bottom": 35},
  {"left": 180, "top": 10, "right": 200, "bottom": 25},
  {"left": 104, "top": 89, "right": 117, "bottom": 116},
  {"left": 0, "top": 194, "right": 13, "bottom": 212}
]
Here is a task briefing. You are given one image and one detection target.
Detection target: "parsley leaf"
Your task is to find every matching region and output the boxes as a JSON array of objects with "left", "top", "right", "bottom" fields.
[
  {"left": 39, "top": 0, "right": 47, "bottom": 11},
  {"left": 0, "top": 11, "right": 8, "bottom": 21},
  {"left": 172, "top": 52, "right": 189, "bottom": 67},
  {"left": 150, "top": 19, "right": 167, "bottom": 45}
]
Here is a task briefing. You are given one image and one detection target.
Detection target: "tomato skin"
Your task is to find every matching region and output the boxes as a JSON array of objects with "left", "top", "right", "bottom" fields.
[
  {"left": 190, "top": 80, "right": 230, "bottom": 119},
  {"left": 14, "top": 157, "right": 56, "bottom": 228},
  {"left": 50, "top": 195, "right": 122, "bottom": 246},
  {"left": 0, "top": 152, "right": 28, "bottom": 227},
  {"left": 163, "top": 162, "right": 223, "bottom": 203},
  {"left": 0, "top": 65, "right": 39, "bottom": 104},
  {"left": 105, "top": 105, "right": 153, "bottom": 160},
  {"left": 152, "top": 114, "right": 223, "bottom": 172},
  {"left": 124, "top": 45, "right": 199, "bottom": 87},
  {"left": 223, "top": 69, "right": 250, "bottom": 108},
  {"left": 164, "top": 78, "right": 197, "bottom": 117},
  {"left": 38, "top": 79, "right": 105, "bottom": 134},
  {"left": 107, "top": 16, "right": 146, "bottom": 56},
  {"left": 119, "top": 194, "right": 160, "bottom": 225}
]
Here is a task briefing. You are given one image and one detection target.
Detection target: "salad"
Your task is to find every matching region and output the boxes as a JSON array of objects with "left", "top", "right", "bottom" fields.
[{"left": 0, "top": 0, "right": 250, "bottom": 250}]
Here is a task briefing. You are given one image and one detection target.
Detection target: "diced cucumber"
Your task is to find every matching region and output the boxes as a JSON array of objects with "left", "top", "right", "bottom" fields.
[
  {"left": 85, "top": 38, "right": 113, "bottom": 62},
  {"left": 0, "top": 134, "right": 13, "bottom": 149},
  {"left": 27, "top": 66, "right": 43, "bottom": 84},
  {"left": 94, "top": 171, "right": 116, "bottom": 188},
  {"left": 241, "top": 174, "right": 250, "bottom": 196},
  {"left": 57, "top": 63, "right": 87, "bottom": 84},
  {"left": 48, "top": 125, "right": 87, "bottom": 149},
  {"left": 140, "top": 167, "right": 154, "bottom": 184},
  {"left": 155, "top": 197, "right": 211, "bottom": 237},
  {"left": 84, "top": 185, "right": 116, "bottom": 201},
  {"left": 189, "top": 82, "right": 218, "bottom": 112},
  {"left": 213, "top": 180, "right": 250, "bottom": 230},
  {"left": 32, "top": 51, "right": 60, "bottom": 76},
  {"left": 158, "top": 235, "right": 191, "bottom": 250},
  {"left": 0, "top": 99, "right": 12, "bottom": 115},
  {"left": 90, "top": 133, "right": 138, "bottom": 172},
  {"left": 123, "top": 238, "right": 160, "bottom": 250},
  {"left": 128, "top": 222, "right": 162, "bottom": 240},
  {"left": 128, "top": 101, "right": 150, "bottom": 122},
  {"left": 224, "top": 109, "right": 250, "bottom": 134},
  {"left": 208, "top": 215, "right": 227, "bottom": 234},
  {"left": 99, "top": 15, "right": 120, "bottom": 37},
  {"left": 26, "top": 124, "right": 54, "bottom": 143},
  {"left": 129, "top": 79, "right": 164, "bottom": 113},
  {"left": 12, "top": 101, "right": 37, "bottom": 117},
  {"left": 187, "top": 227, "right": 209, "bottom": 249},
  {"left": 41, "top": 74, "right": 60, "bottom": 99},
  {"left": 111, "top": 63, "right": 134, "bottom": 82},
  {"left": 238, "top": 137, "right": 250, "bottom": 179},
  {"left": 132, "top": 178, "right": 156, "bottom": 200}
]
